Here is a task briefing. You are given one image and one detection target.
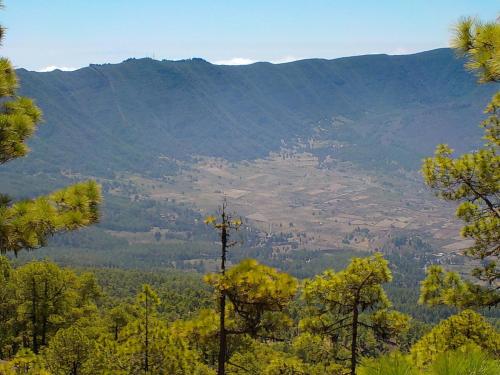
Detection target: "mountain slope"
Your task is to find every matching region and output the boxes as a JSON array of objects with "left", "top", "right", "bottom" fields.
[{"left": 9, "top": 48, "right": 496, "bottom": 176}]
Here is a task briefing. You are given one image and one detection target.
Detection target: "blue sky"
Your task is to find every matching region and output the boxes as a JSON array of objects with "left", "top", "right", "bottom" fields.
[{"left": 2, "top": 0, "right": 498, "bottom": 71}]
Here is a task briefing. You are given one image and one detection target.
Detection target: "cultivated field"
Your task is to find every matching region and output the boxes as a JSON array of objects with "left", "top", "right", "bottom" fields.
[{"left": 120, "top": 151, "right": 466, "bottom": 253}]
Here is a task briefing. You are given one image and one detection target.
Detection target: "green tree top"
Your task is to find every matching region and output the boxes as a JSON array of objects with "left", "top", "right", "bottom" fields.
[
  {"left": 452, "top": 16, "right": 500, "bottom": 83},
  {"left": 421, "top": 16, "right": 499, "bottom": 292},
  {"left": 205, "top": 259, "right": 298, "bottom": 339},
  {"left": 300, "top": 254, "right": 409, "bottom": 375},
  {"left": 410, "top": 309, "right": 500, "bottom": 367},
  {"left": 0, "top": 1, "right": 102, "bottom": 255}
]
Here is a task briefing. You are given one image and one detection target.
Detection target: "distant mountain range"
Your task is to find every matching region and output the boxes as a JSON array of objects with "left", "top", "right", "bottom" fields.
[{"left": 9, "top": 48, "right": 497, "bottom": 177}]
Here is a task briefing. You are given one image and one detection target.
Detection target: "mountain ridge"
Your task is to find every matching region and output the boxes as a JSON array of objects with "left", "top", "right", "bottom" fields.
[
  {"left": 18, "top": 47, "right": 455, "bottom": 72},
  {"left": 8, "top": 48, "right": 496, "bottom": 177}
]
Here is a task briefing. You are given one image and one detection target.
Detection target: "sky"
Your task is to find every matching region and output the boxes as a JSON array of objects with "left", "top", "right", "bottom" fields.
[{"left": 1, "top": 0, "right": 498, "bottom": 71}]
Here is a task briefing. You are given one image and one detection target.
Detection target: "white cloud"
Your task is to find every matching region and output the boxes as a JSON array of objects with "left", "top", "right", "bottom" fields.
[
  {"left": 388, "top": 48, "right": 412, "bottom": 55},
  {"left": 213, "top": 57, "right": 256, "bottom": 65},
  {"left": 269, "top": 56, "right": 298, "bottom": 64},
  {"left": 213, "top": 56, "right": 299, "bottom": 65},
  {"left": 36, "top": 65, "right": 79, "bottom": 72}
]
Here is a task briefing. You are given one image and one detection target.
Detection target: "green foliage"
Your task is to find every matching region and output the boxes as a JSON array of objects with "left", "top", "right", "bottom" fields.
[
  {"left": 262, "top": 357, "right": 309, "bottom": 375},
  {"left": 206, "top": 259, "right": 297, "bottom": 338},
  {"left": 19, "top": 240, "right": 219, "bottom": 270},
  {"left": 0, "top": 6, "right": 102, "bottom": 256},
  {"left": 90, "top": 285, "right": 214, "bottom": 375},
  {"left": 12, "top": 261, "right": 77, "bottom": 353},
  {"left": 228, "top": 341, "right": 312, "bottom": 375},
  {"left": 0, "top": 258, "right": 103, "bottom": 359},
  {"left": 428, "top": 345, "right": 500, "bottom": 375},
  {"left": 300, "top": 253, "right": 410, "bottom": 374},
  {"left": 451, "top": 17, "right": 500, "bottom": 83},
  {"left": 410, "top": 310, "right": 500, "bottom": 367},
  {"left": 136, "top": 284, "right": 160, "bottom": 312},
  {"left": 93, "top": 268, "right": 213, "bottom": 320},
  {"left": 227, "top": 339, "right": 346, "bottom": 375},
  {"left": 0, "top": 56, "right": 42, "bottom": 164},
  {"left": 97, "top": 195, "right": 209, "bottom": 234},
  {"left": 107, "top": 303, "right": 135, "bottom": 341},
  {"left": 173, "top": 308, "right": 220, "bottom": 366},
  {"left": 43, "top": 326, "right": 95, "bottom": 375},
  {"left": 419, "top": 265, "right": 498, "bottom": 308},
  {"left": 291, "top": 332, "right": 335, "bottom": 365},
  {"left": 359, "top": 352, "right": 417, "bottom": 375},
  {"left": 422, "top": 15, "right": 499, "bottom": 299},
  {"left": 422, "top": 143, "right": 499, "bottom": 285},
  {"left": 0, "top": 255, "right": 14, "bottom": 355},
  {"left": 360, "top": 346, "right": 500, "bottom": 375},
  {"left": 0, "top": 255, "right": 498, "bottom": 374},
  {"left": 301, "top": 254, "right": 393, "bottom": 330},
  {"left": 381, "top": 234, "right": 498, "bottom": 324},
  {"left": 101, "top": 320, "right": 213, "bottom": 375},
  {"left": 0, "top": 348, "right": 50, "bottom": 375},
  {"left": 0, "top": 180, "right": 102, "bottom": 254}
]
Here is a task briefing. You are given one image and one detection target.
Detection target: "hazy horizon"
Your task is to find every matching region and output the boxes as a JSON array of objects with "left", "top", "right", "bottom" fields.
[
  {"left": 21, "top": 46, "right": 456, "bottom": 73},
  {"left": 3, "top": 0, "right": 498, "bottom": 72}
]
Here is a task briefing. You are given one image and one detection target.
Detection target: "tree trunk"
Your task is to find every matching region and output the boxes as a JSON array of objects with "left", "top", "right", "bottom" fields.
[
  {"left": 218, "top": 291, "right": 226, "bottom": 375},
  {"left": 41, "top": 317, "right": 47, "bottom": 347},
  {"left": 41, "top": 279, "right": 48, "bottom": 347},
  {"left": 350, "top": 304, "right": 359, "bottom": 375},
  {"left": 217, "top": 219, "right": 228, "bottom": 375},
  {"left": 31, "top": 277, "right": 38, "bottom": 354},
  {"left": 145, "top": 292, "right": 149, "bottom": 373}
]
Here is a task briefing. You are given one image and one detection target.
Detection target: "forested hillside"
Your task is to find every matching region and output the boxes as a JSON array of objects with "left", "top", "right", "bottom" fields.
[{"left": 8, "top": 49, "right": 497, "bottom": 176}]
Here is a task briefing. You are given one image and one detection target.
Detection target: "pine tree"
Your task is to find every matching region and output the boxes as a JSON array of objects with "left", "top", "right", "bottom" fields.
[
  {"left": 421, "top": 16, "right": 499, "bottom": 303},
  {"left": 410, "top": 309, "right": 500, "bottom": 368},
  {"left": 135, "top": 284, "right": 160, "bottom": 373},
  {"left": 43, "top": 326, "right": 95, "bottom": 375},
  {"left": 92, "top": 285, "right": 215, "bottom": 374},
  {"left": 419, "top": 264, "right": 499, "bottom": 309},
  {"left": 0, "top": 348, "right": 50, "bottom": 375},
  {"left": 107, "top": 304, "right": 134, "bottom": 341},
  {"left": 0, "top": 255, "right": 15, "bottom": 357},
  {"left": 300, "top": 254, "right": 410, "bottom": 375},
  {"left": 0, "top": 1, "right": 101, "bottom": 255},
  {"left": 172, "top": 308, "right": 221, "bottom": 367},
  {"left": 429, "top": 345, "right": 500, "bottom": 375},
  {"left": 205, "top": 259, "right": 298, "bottom": 339},
  {"left": 13, "top": 261, "right": 78, "bottom": 353},
  {"left": 204, "top": 200, "right": 241, "bottom": 375}
]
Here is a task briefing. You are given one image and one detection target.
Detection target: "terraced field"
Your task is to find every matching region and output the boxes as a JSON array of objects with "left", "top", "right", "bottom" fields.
[{"left": 124, "top": 151, "right": 465, "bottom": 253}]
